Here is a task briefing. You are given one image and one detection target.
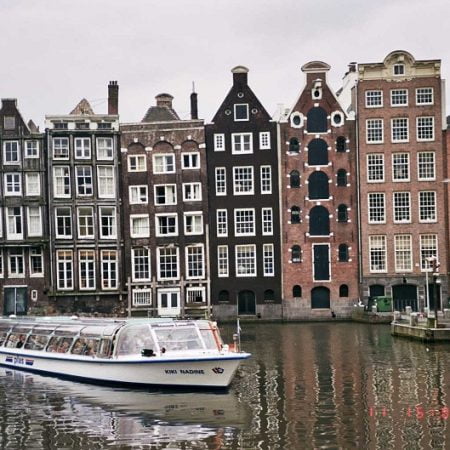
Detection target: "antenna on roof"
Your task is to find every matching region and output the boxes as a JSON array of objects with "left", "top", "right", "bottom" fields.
[{"left": 192, "top": 81, "right": 196, "bottom": 93}]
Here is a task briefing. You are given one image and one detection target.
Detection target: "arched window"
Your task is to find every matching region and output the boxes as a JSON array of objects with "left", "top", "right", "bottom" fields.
[
  {"left": 291, "top": 206, "right": 301, "bottom": 224},
  {"left": 339, "top": 284, "right": 349, "bottom": 297},
  {"left": 306, "top": 107, "right": 327, "bottom": 133},
  {"left": 309, "top": 206, "right": 330, "bottom": 235},
  {"left": 291, "top": 245, "right": 301, "bottom": 262},
  {"left": 337, "top": 169, "right": 347, "bottom": 186},
  {"left": 218, "top": 290, "right": 229, "bottom": 302},
  {"left": 307, "top": 138, "right": 328, "bottom": 166},
  {"left": 289, "top": 137, "right": 299, "bottom": 153},
  {"left": 308, "top": 171, "right": 329, "bottom": 199},
  {"left": 336, "top": 136, "right": 346, "bottom": 152},
  {"left": 338, "top": 244, "right": 349, "bottom": 262},
  {"left": 293, "top": 285, "right": 302, "bottom": 298},
  {"left": 264, "top": 289, "right": 275, "bottom": 301},
  {"left": 290, "top": 170, "right": 300, "bottom": 188},
  {"left": 337, "top": 204, "right": 348, "bottom": 222}
]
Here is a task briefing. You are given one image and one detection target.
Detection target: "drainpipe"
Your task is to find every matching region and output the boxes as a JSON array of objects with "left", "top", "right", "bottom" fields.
[{"left": 276, "top": 120, "right": 284, "bottom": 319}]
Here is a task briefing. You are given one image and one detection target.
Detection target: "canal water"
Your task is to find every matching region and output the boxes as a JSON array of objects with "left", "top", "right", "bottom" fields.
[{"left": 0, "top": 322, "right": 449, "bottom": 449}]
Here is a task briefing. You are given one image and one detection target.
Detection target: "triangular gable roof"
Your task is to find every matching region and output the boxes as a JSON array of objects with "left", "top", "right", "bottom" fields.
[{"left": 70, "top": 98, "right": 95, "bottom": 115}]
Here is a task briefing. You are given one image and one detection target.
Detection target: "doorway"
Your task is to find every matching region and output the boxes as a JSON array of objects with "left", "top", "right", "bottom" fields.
[{"left": 238, "top": 290, "right": 256, "bottom": 315}]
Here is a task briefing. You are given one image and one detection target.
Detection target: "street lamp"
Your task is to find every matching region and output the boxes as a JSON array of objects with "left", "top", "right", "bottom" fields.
[{"left": 426, "top": 256, "right": 440, "bottom": 328}]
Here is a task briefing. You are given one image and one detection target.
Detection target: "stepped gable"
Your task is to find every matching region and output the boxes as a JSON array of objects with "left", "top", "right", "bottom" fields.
[
  {"left": 142, "top": 93, "right": 180, "bottom": 122},
  {"left": 70, "top": 98, "right": 94, "bottom": 115}
]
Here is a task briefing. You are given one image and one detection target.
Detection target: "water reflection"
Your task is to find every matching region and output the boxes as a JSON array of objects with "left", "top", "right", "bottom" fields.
[{"left": 0, "top": 323, "right": 450, "bottom": 449}]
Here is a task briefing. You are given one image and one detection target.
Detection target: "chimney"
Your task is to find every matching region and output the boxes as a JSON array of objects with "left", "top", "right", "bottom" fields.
[
  {"left": 108, "top": 81, "right": 119, "bottom": 115},
  {"left": 190, "top": 85, "right": 198, "bottom": 120},
  {"left": 348, "top": 62, "right": 357, "bottom": 73},
  {"left": 231, "top": 65, "right": 249, "bottom": 89},
  {"left": 155, "top": 93, "right": 174, "bottom": 109}
]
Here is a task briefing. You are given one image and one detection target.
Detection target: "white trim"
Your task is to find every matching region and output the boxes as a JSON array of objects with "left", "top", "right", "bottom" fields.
[
  {"left": 154, "top": 184, "right": 177, "bottom": 206},
  {"left": 25, "top": 172, "right": 41, "bottom": 196},
  {"left": 153, "top": 153, "right": 176, "bottom": 174},
  {"left": 182, "top": 182, "right": 202, "bottom": 202},
  {"left": 127, "top": 154, "right": 147, "bottom": 172},
  {"left": 129, "top": 185, "right": 148, "bottom": 204},
  {"left": 235, "top": 244, "right": 257, "bottom": 277},
  {"left": 234, "top": 208, "right": 256, "bottom": 236},
  {"left": 234, "top": 103, "right": 249, "bottom": 122},
  {"left": 312, "top": 243, "right": 331, "bottom": 281},
  {"left": 183, "top": 212, "right": 204, "bottom": 235},
  {"left": 99, "top": 206, "right": 117, "bottom": 239},
  {"left": 181, "top": 152, "right": 200, "bottom": 170},
  {"left": 155, "top": 213, "right": 178, "bottom": 237},
  {"left": 231, "top": 133, "right": 253, "bottom": 154},
  {"left": 157, "top": 246, "right": 180, "bottom": 281},
  {"left": 27, "top": 206, "right": 42, "bottom": 237},
  {"left": 130, "top": 214, "right": 150, "bottom": 238},
  {"left": 185, "top": 244, "right": 205, "bottom": 280},
  {"left": 217, "top": 245, "right": 229, "bottom": 278},
  {"left": 131, "top": 247, "right": 151, "bottom": 282}
]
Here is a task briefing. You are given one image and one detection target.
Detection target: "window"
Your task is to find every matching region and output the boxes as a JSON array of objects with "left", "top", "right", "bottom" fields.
[
  {"left": 390, "top": 89, "right": 408, "bottom": 106},
  {"left": 260, "top": 166, "right": 272, "bottom": 194},
  {"left": 393, "top": 64, "right": 405, "bottom": 75},
  {"left": 293, "top": 285, "right": 302, "bottom": 298},
  {"left": 338, "top": 244, "right": 349, "bottom": 262},
  {"left": 154, "top": 184, "right": 176, "bottom": 205},
  {"left": 263, "top": 244, "right": 275, "bottom": 276},
  {"left": 128, "top": 155, "right": 146, "bottom": 172},
  {"left": 308, "top": 171, "right": 329, "bottom": 199},
  {"left": 157, "top": 247, "right": 179, "bottom": 280},
  {"left": 129, "top": 185, "right": 148, "bottom": 204},
  {"left": 30, "top": 248, "right": 43, "bottom": 276},
  {"left": 57, "top": 250, "right": 73, "bottom": 289},
  {"left": 395, "top": 235, "right": 412, "bottom": 272},
  {"left": 53, "top": 138, "right": 69, "bottom": 159},
  {"left": 368, "top": 193, "right": 385, "bottom": 223},
  {"left": 25, "top": 173, "right": 40, "bottom": 196},
  {"left": 75, "top": 137, "right": 91, "bottom": 159},
  {"left": 156, "top": 213, "right": 178, "bottom": 237},
  {"left": 132, "top": 288, "right": 152, "bottom": 306},
  {"left": 27, "top": 207, "right": 42, "bottom": 236},
  {"left": 132, "top": 248, "right": 151, "bottom": 281},
  {"left": 309, "top": 206, "right": 330, "bottom": 236},
  {"left": 393, "top": 192, "right": 411, "bottom": 223},
  {"left": 366, "top": 119, "right": 383, "bottom": 143},
  {"left": 234, "top": 209, "right": 255, "bottom": 236},
  {"left": 290, "top": 170, "right": 300, "bottom": 188},
  {"left": 186, "top": 245, "right": 205, "bottom": 279},
  {"left": 420, "top": 234, "right": 438, "bottom": 270},
  {"left": 6, "top": 207, "right": 23, "bottom": 240},
  {"left": 233, "top": 166, "right": 254, "bottom": 195},
  {"left": 307, "top": 138, "right": 328, "bottom": 166},
  {"left": 259, "top": 132, "right": 271, "bottom": 149},
  {"left": 75, "top": 166, "right": 93, "bottom": 196},
  {"left": 55, "top": 207, "right": 72, "bottom": 238},
  {"left": 96, "top": 137, "right": 113, "bottom": 160},
  {"left": 3, "top": 141, "right": 20, "bottom": 164},
  {"left": 25, "top": 141, "right": 39, "bottom": 158},
  {"left": 4, "top": 173, "right": 22, "bottom": 196},
  {"left": 416, "top": 87, "right": 433, "bottom": 105},
  {"left": 216, "top": 209, "right": 228, "bottom": 236},
  {"left": 215, "top": 167, "right": 226, "bottom": 196},
  {"left": 218, "top": 290, "right": 229, "bottom": 302},
  {"left": 130, "top": 214, "right": 150, "bottom": 238},
  {"left": 77, "top": 207, "right": 94, "bottom": 238},
  {"left": 306, "top": 107, "right": 327, "bottom": 133},
  {"left": 9, "top": 249, "right": 24, "bottom": 277},
  {"left": 3, "top": 116, "right": 15, "bottom": 129},
  {"left": 79, "top": 250, "right": 95, "bottom": 290},
  {"left": 367, "top": 154, "right": 384, "bottom": 181},
  {"left": 419, "top": 191, "right": 437, "bottom": 222},
  {"left": 184, "top": 212, "right": 203, "bottom": 235},
  {"left": 183, "top": 183, "right": 202, "bottom": 201},
  {"left": 97, "top": 166, "right": 115, "bottom": 198},
  {"left": 290, "top": 206, "right": 300, "bottom": 224},
  {"left": 234, "top": 104, "right": 249, "bottom": 121},
  {"left": 182, "top": 152, "right": 200, "bottom": 169},
  {"left": 337, "top": 169, "right": 347, "bottom": 186},
  {"left": 369, "top": 235, "right": 386, "bottom": 272},
  {"left": 289, "top": 137, "right": 299, "bottom": 153},
  {"left": 391, "top": 118, "right": 409, "bottom": 142},
  {"left": 262, "top": 208, "right": 273, "bottom": 235},
  {"left": 291, "top": 245, "right": 301, "bottom": 263},
  {"left": 365, "top": 90, "right": 383, "bottom": 107},
  {"left": 214, "top": 134, "right": 225, "bottom": 151},
  {"left": 336, "top": 136, "right": 346, "bottom": 152},
  {"left": 231, "top": 133, "right": 253, "bottom": 154},
  {"left": 417, "top": 117, "right": 434, "bottom": 141},
  {"left": 217, "top": 246, "right": 229, "bottom": 277},
  {"left": 153, "top": 154, "right": 175, "bottom": 174},
  {"left": 235, "top": 244, "right": 256, "bottom": 277},
  {"left": 53, "top": 166, "right": 71, "bottom": 197},
  {"left": 337, "top": 204, "right": 348, "bottom": 223},
  {"left": 392, "top": 153, "right": 409, "bottom": 181},
  {"left": 186, "top": 287, "right": 206, "bottom": 304},
  {"left": 99, "top": 207, "right": 116, "bottom": 238},
  {"left": 101, "top": 250, "right": 118, "bottom": 289},
  {"left": 418, "top": 152, "right": 435, "bottom": 180},
  {"left": 339, "top": 285, "right": 349, "bottom": 297}
]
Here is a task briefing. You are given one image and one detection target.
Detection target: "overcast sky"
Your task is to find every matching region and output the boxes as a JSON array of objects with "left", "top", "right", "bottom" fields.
[{"left": 0, "top": 0, "right": 448, "bottom": 127}]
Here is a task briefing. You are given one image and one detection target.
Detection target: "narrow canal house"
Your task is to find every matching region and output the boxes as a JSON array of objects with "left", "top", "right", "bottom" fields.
[
  {"left": 355, "top": 50, "right": 448, "bottom": 311},
  {"left": 0, "top": 99, "right": 49, "bottom": 315},
  {"left": 205, "top": 66, "right": 282, "bottom": 319},
  {"left": 120, "top": 91, "right": 210, "bottom": 317},
  {"left": 45, "top": 82, "right": 123, "bottom": 314},
  {"left": 279, "top": 62, "right": 358, "bottom": 318}
]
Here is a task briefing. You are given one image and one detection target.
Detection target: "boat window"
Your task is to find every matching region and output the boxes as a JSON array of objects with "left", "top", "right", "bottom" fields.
[
  {"left": 154, "top": 327, "right": 203, "bottom": 351},
  {"left": 116, "top": 325, "right": 155, "bottom": 356},
  {"left": 71, "top": 338, "right": 99, "bottom": 356},
  {"left": 5, "top": 333, "right": 27, "bottom": 349},
  {"left": 97, "top": 339, "right": 112, "bottom": 358},
  {"left": 0, "top": 324, "right": 12, "bottom": 346},
  {"left": 46, "top": 336, "right": 73, "bottom": 353},
  {"left": 54, "top": 326, "right": 84, "bottom": 336},
  {"left": 199, "top": 329, "right": 219, "bottom": 350},
  {"left": 24, "top": 335, "right": 49, "bottom": 351},
  {"left": 80, "top": 326, "right": 107, "bottom": 337}
]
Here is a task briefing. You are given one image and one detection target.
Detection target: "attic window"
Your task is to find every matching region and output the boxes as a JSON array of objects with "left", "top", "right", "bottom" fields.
[
  {"left": 76, "top": 122, "right": 89, "bottom": 130},
  {"left": 234, "top": 104, "right": 249, "bottom": 121},
  {"left": 3, "top": 116, "right": 15, "bottom": 130},
  {"left": 393, "top": 64, "right": 405, "bottom": 76},
  {"left": 54, "top": 122, "right": 68, "bottom": 130},
  {"left": 98, "top": 122, "right": 112, "bottom": 129}
]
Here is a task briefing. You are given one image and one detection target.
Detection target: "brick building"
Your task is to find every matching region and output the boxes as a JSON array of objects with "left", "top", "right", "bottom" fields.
[
  {"left": 279, "top": 62, "right": 358, "bottom": 319},
  {"left": 354, "top": 50, "right": 448, "bottom": 310},
  {"left": 120, "top": 91, "right": 210, "bottom": 317},
  {"left": 205, "top": 66, "right": 282, "bottom": 319},
  {"left": 0, "top": 99, "right": 49, "bottom": 315}
]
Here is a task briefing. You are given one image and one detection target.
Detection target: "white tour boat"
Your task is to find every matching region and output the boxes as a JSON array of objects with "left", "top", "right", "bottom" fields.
[{"left": 0, "top": 316, "right": 250, "bottom": 388}]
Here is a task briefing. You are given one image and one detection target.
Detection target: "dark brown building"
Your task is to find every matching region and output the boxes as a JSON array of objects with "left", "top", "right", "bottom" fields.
[{"left": 205, "top": 66, "right": 281, "bottom": 319}]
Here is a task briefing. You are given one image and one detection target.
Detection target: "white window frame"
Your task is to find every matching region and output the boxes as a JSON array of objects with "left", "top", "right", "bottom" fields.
[
  {"left": 181, "top": 152, "right": 200, "bottom": 170},
  {"left": 417, "top": 152, "right": 436, "bottom": 181},
  {"left": 6, "top": 207, "right": 23, "bottom": 240},
  {"left": 416, "top": 87, "right": 434, "bottom": 106},
  {"left": 365, "top": 90, "right": 383, "bottom": 108},
  {"left": 129, "top": 185, "right": 148, "bottom": 204},
  {"left": 366, "top": 119, "right": 384, "bottom": 144},
  {"left": 393, "top": 192, "right": 411, "bottom": 223},
  {"left": 96, "top": 137, "right": 114, "bottom": 161},
  {"left": 8, "top": 249, "right": 25, "bottom": 278},
  {"left": 259, "top": 132, "right": 271, "bottom": 150},
  {"left": 27, "top": 206, "right": 42, "bottom": 237},
  {"left": 419, "top": 191, "right": 437, "bottom": 223},
  {"left": 263, "top": 243, "right": 275, "bottom": 277},
  {"left": 234, "top": 208, "right": 255, "bottom": 236},
  {"left": 186, "top": 287, "right": 206, "bottom": 304},
  {"left": 4, "top": 173, "right": 22, "bottom": 196},
  {"left": 154, "top": 184, "right": 177, "bottom": 206},
  {"left": 393, "top": 63, "right": 405, "bottom": 76},
  {"left": 391, "top": 118, "right": 409, "bottom": 143},
  {"left": 25, "top": 140, "right": 39, "bottom": 159},
  {"left": 392, "top": 153, "right": 410, "bottom": 182},
  {"left": 262, "top": 207, "right": 273, "bottom": 236},
  {"left": 231, "top": 133, "right": 253, "bottom": 154},
  {"left": 157, "top": 246, "right": 180, "bottom": 281},
  {"left": 368, "top": 193, "right": 386, "bottom": 224},
  {"left": 75, "top": 166, "right": 93, "bottom": 197},
  {"left": 233, "top": 166, "right": 254, "bottom": 195},
  {"left": 420, "top": 234, "right": 438, "bottom": 271},
  {"left": 153, "top": 153, "right": 175, "bottom": 174},
  {"left": 99, "top": 206, "right": 117, "bottom": 239},
  {"left": 235, "top": 244, "right": 257, "bottom": 277},
  {"left": 56, "top": 250, "right": 73, "bottom": 290},
  {"left": 416, "top": 116, "right": 435, "bottom": 142},
  {"left": 74, "top": 137, "right": 91, "bottom": 159},
  {"left": 155, "top": 213, "right": 178, "bottom": 237},
  {"left": 182, "top": 182, "right": 202, "bottom": 201},
  {"left": 77, "top": 207, "right": 95, "bottom": 239},
  {"left": 214, "top": 134, "right": 225, "bottom": 152},
  {"left": 131, "top": 247, "right": 151, "bottom": 282},
  {"left": 25, "top": 172, "right": 40, "bottom": 196},
  {"left": 3, "top": 141, "right": 20, "bottom": 165},
  {"left": 234, "top": 103, "right": 249, "bottom": 121},
  {"left": 215, "top": 167, "right": 227, "bottom": 196},
  {"left": 369, "top": 235, "right": 387, "bottom": 273},
  {"left": 97, "top": 165, "right": 115, "bottom": 198},
  {"left": 79, "top": 250, "right": 96, "bottom": 290},
  {"left": 216, "top": 209, "right": 228, "bottom": 237},
  {"left": 390, "top": 89, "right": 408, "bottom": 107},
  {"left": 367, "top": 154, "right": 384, "bottom": 183},
  {"left": 260, "top": 165, "right": 272, "bottom": 194},
  {"left": 186, "top": 244, "right": 205, "bottom": 280},
  {"left": 217, "top": 245, "right": 229, "bottom": 277},
  {"left": 29, "top": 247, "right": 44, "bottom": 277},
  {"left": 128, "top": 154, "right": 146, "bottom": 172},
  {"left": 100, "top": 250, "right": 118, "bottom": 289},
  {"left": 55, "top": 207, "right": 72, "bottom": 239},
  {"left": 183, "top": 212, "right": 203, "bottom": 235},
  {"left": 130, "top": 214, "right": 150, "bottom": 238},
  {"left": 52, "top": 137, "right": 69, "bottom": 160},
  {"left": 394, "top": 234, "right": 413, "bottom": 272},
  {"left": 132, "top": 288, "right": 152, "bottom": 306},
  {"left": 53, "top": 166, "right": 71, "bottom": 198}
]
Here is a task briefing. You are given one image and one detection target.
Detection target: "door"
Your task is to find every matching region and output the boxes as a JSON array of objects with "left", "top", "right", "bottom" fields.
[
  {"left": 309, "top": 206, "right": 330, "bottom": 236},
  {"left": 4, "top": 287, "right": 28, "bottom": 316},
  {"left": 238, "top": 290, "right": 256, "bottom": 315},
  {"left": 313, "top": 245, "right": 330, "bottom": 281},
  {"left": 427, "top": 283, "right": 441, "bottom": 311},
  {"left": 311, "top": 286, "right": 330, "bottom": 309},
  {"left": 392, "top": 284, "right": 418, "bottom": 311},
  {"left": 369, "top": 284, "right": 385, "bottom": 309},
  {"left": 157, "top": 289, "right": 181, "bottom": 317}
]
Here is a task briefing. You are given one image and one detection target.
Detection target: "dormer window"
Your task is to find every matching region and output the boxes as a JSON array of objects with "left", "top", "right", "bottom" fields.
[
  {"left": 3, "top": 116, "right": 15, "bottom": 130},
  {"left": 234, "top": 104, "right": 249, "bottom": 121},
  {"left": 393, "top": 64, "right": 405, "bottom": 76}
]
